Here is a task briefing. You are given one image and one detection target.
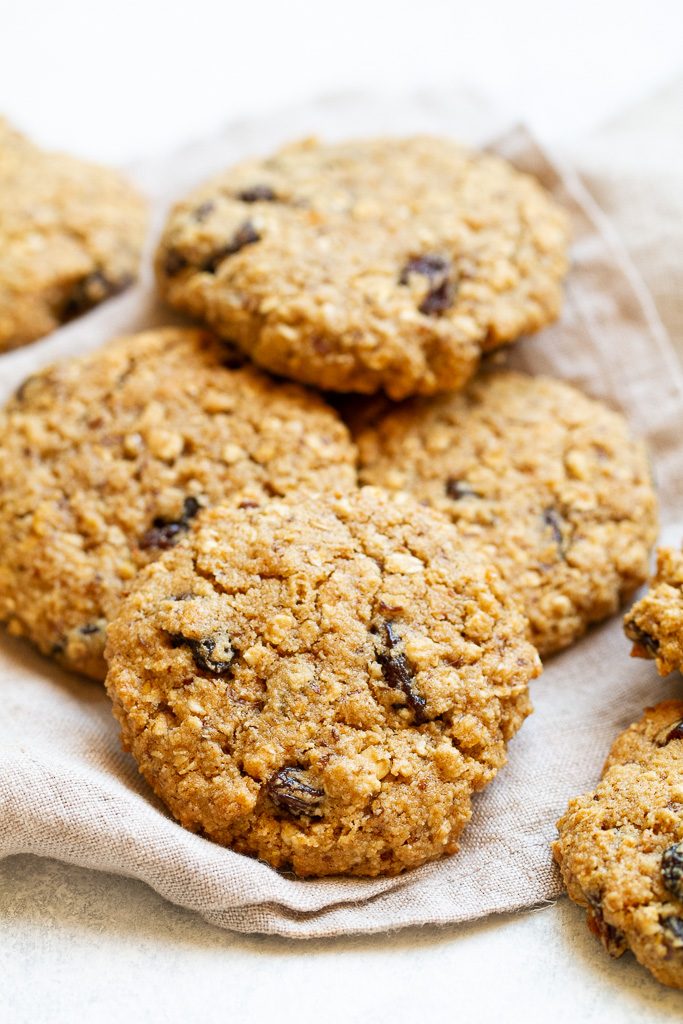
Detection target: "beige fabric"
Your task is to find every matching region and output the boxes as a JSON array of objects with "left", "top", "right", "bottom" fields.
[
  {"left": 573, "top": 76, "right": 683, "bottom": 360},
  {"left": 1, "top": 93, "right": 682, "bottom": 938}
]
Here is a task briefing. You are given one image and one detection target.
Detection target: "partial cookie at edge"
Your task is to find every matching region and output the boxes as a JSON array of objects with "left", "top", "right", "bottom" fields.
[
  {"left": 625, "top": 547, "right": 683, "bottom": 676},
  {"left": 0, "top": 118, "right": 147, "bottom": 351},
  {"left": 554, "top": 701, "right": 683, "bottom": 990}
]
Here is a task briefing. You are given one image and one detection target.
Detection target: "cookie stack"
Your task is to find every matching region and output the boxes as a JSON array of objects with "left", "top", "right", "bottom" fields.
[{"left": 1, "top": 125, "right": 678, "bottom": 983}]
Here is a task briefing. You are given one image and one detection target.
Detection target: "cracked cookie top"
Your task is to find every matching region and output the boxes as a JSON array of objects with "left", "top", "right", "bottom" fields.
[
  {"left": 357, "top": 371, "right": 658, "bottom": 657},
  {"left": 155, "top": 135, "right": 569, "bottom": 398},
  {"left": 554, "top": 701, "right": 683, "bottom": 990},
  {"left": 105, "top": 487, "right": 540, "bottom": 877},
  {"left": 0, "top": 118, "right": 147, "bottom": 351},
  {"left": 625, "top": 547, "right": 683, "bottom": 676},
  {"left": 0, "top": 327, "right": 356, "bottom": 679}
]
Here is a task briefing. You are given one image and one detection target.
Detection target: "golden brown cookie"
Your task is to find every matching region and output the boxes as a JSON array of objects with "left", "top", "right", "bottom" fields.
[
  {"left": 0, "top": 327, "right": 356, "bottom": 678},
  {"left": 357, "top": 371, "right": 658, "bottom": 657},
  {"left": 155, "top": 136, "right": 569, "bottom": 399},
  {"left": 0, "top": 119, "right": 147, "bottom": 351},
  {"left": 625, "top": 547, "right": 683, "bottom": 676},
  {"left": 105, "top": 487, "right": 541, "bottom": 877},
  {"left": 554, "top": 702, "right": 683, "bottom": 990}
]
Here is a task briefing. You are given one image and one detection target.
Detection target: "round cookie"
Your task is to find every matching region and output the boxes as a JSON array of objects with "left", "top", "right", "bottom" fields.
[
  {"left": 155, "top": 135, "right": 569, "bottom": 399},
  {"left": 625, "top": 547, "right": 683, "bottom": 676},
  {"left": 0, "top": 118, "right": 147, "bottom": 352},
  {"left": 105, "top": 487, "right": 541, "bottom": 877},
  {"left": 0, "top": 327, "right": 356, "bottom": 679},
  {"left": 357, "top": 371, "right": 658, "bottom": 657},
  {"left": 554, "top": 701, "right": 683, "bottom": 990}
]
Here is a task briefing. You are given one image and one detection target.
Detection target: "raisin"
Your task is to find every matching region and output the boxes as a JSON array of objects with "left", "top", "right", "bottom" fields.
[
  {"left": 625, "top": 620, "right": 660, "bottom": 658},
  {"left": 662, "top": 843, "right": 683, "bottom": 898},
  {"left": 170, "top": 632, "right": 235, "bottom": 675},
  {"left": 238, "top": 184, "right": 277, "bottom": 203},
  {"left": 266, "top": 767, "right": 325, "bottom": 817},
  {"left": 220, "top": 342, "right": 248, "bottom": 370},
  {"left": 163, "top": 249, "right": 189, "bottom": 277},
  {"left": 400, "top": 254, "right": 450, "bottom": 283},
  {"left": 180, "top": 496, "right": 201, "bottom": 520},
  {"left": 662, "top": 915, "right": 683, "bottom": 944},
  {"left": 445, "top": 478, "right": 481, "bottom": 500},
  {"left": 419, "top": 280, "right": 456, "bottom": 316},
  {"left": 202, "top": 220, "right": 260, "bottom": 273},
  {"left": 139, "top": 496, "right": 201, "bottom": 550},
  {"left": 140, "top": 520, "right": 185, "bottom": 549},
  {"left": 542, "top": 508, "right": 566, "bottom": 555},
  {"left": 193, "top": 200, "right": 215, "bottom": 222},
  {"left": 375, "top": 621, "right": 428, "bottom": 723},
  {"left": 586, "top": 899, "right": 627, "bottom": 956},
  {"left": 399, "top": 254, "right": 456, "bottom": 317},
  {"left": 62, "top": 270, "right": 133, "bottom": 319}
]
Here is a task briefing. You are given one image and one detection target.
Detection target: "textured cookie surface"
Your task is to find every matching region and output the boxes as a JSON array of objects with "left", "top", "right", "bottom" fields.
[
  {"left": 0, "top": 119, "right": 147, "bottom": 351},
  {"left": 625, "top": 548, "right": 683, "bottom": 676},
  {"left": 156, "top": 135, "right": 569, "bottom": 399},
  {"left": 554, "top": 702, "right": 683, "bottom": 989},
  {"left": 105, "top": 488, "right": 540, "bottom": 877},
  {"left": 0, "top": 328, "right": 356, "bottom": 678},
  {"left": 357, "top": 371, "right": 658, "bottom": 657}
]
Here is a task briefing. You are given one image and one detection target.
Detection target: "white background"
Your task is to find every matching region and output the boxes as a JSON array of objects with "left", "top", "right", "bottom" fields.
[
  {"left": 1, "top": 1, "right": 682, "bottom": 1020},
  {"left": 3, "top": 0, "right": 683, "bottom": 161}
]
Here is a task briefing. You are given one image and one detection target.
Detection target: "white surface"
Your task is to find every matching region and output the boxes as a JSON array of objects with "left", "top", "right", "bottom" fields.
[
  {"left": 1, "top": 1, "right": 683, "bottom": 1019},
  {"left": 1, "top": 855, "right": 681, "bottom": 1023},
  {"left": 1, "top": 0, "right": 682, "bottom": 162}
]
